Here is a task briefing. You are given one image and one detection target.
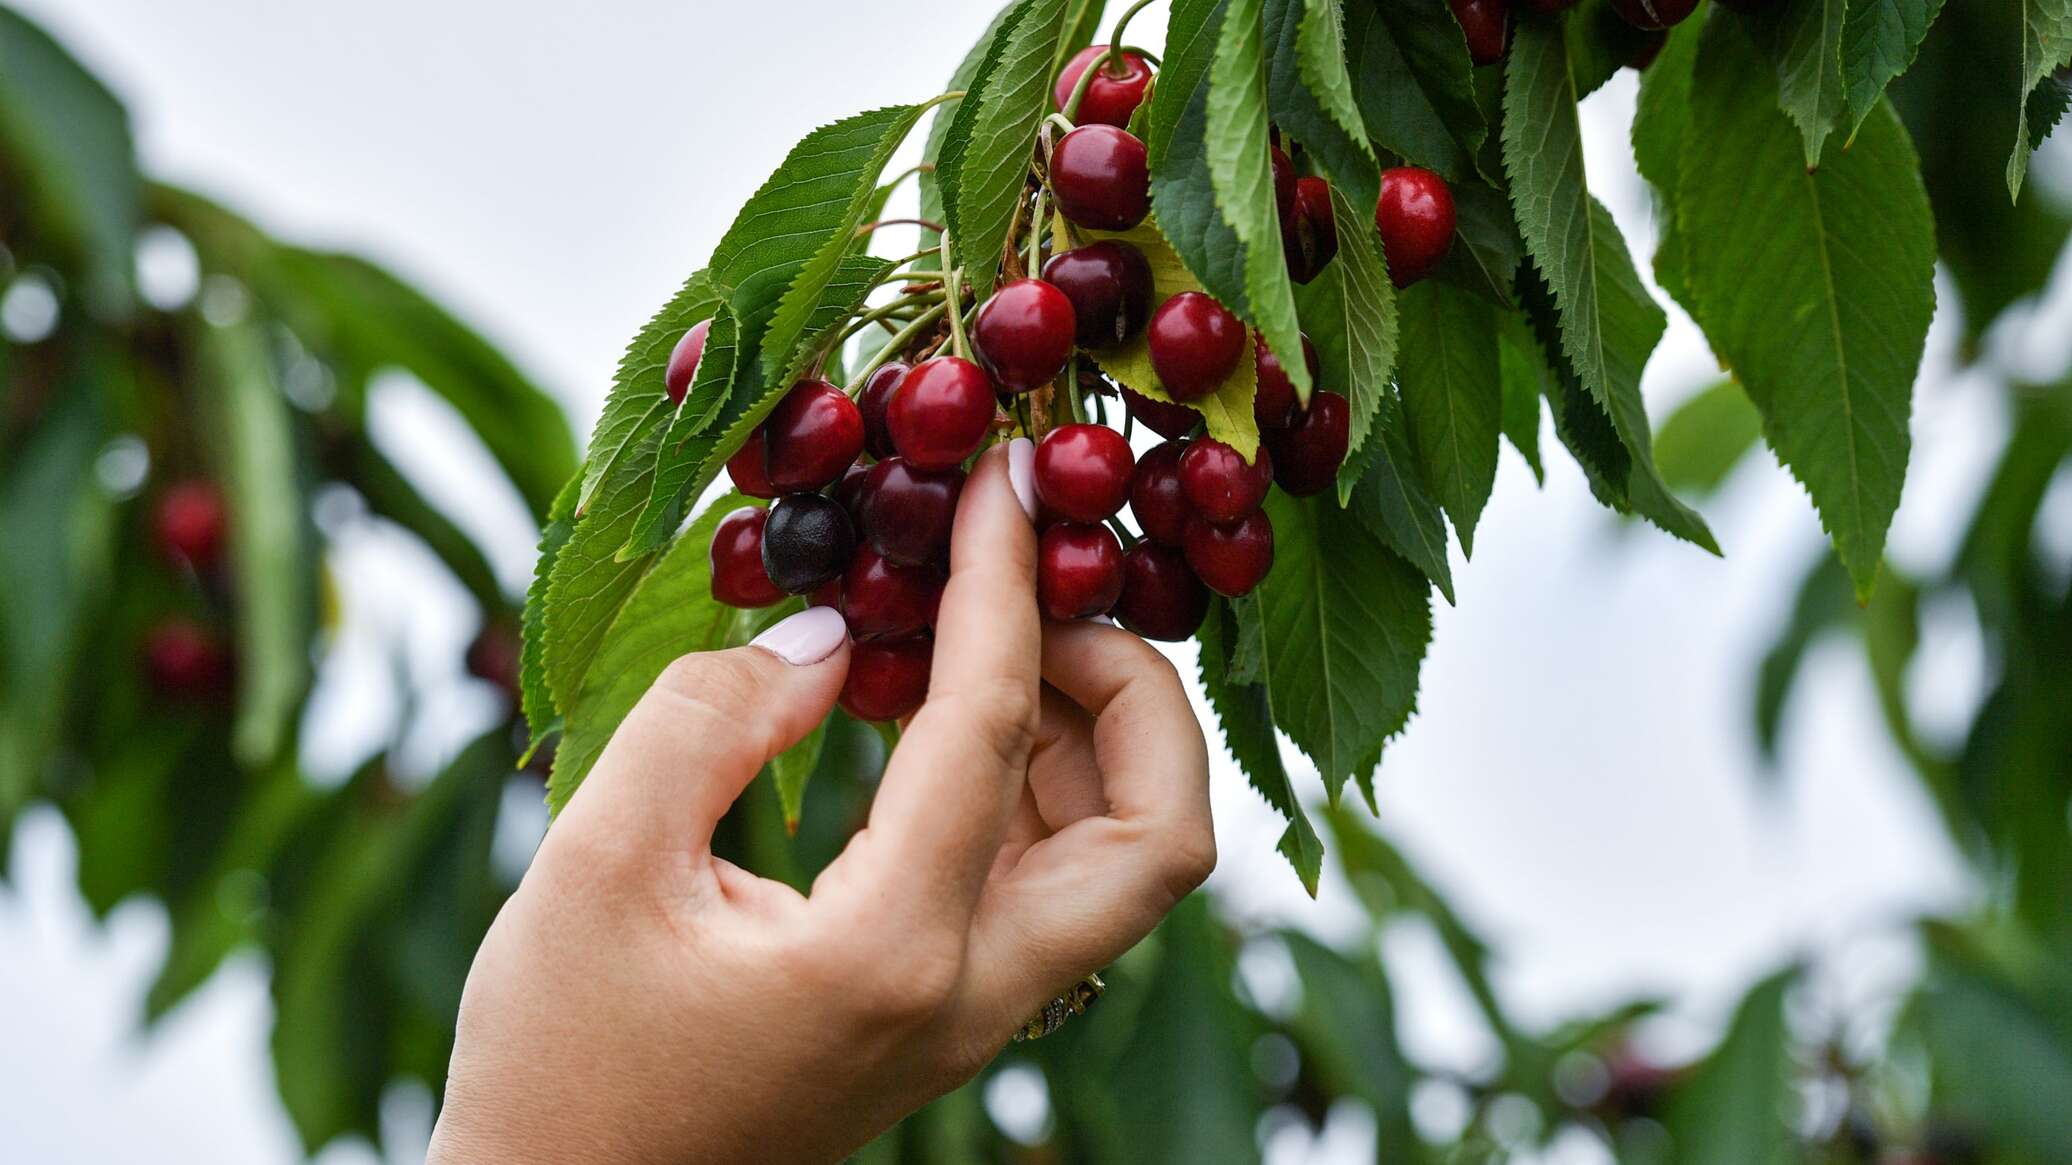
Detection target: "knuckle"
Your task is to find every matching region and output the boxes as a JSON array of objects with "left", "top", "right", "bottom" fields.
[
  {"left": 1161, "top": 822, "right": 1218, "bottom": 901},
  {"left": 655, "top": 651, "right": 764, "bottom": 717},
  {"left": 965, "top": 677, "right": 1041, "bottom": 760},
  {"left": 845, "top": 935, "right": 964, "bottom": 1026}
]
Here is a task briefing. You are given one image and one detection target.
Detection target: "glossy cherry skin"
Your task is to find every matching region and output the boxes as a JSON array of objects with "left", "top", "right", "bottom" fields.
[
  {"left": 1608, "top": 0, "right": 1698, "bottom": 29},
  {"left": 764, "top": 379, "right": 865, "bottom": 492},
  {"left": 143, "top": 618, "right": 232, "bottom": 698},
  {"left": 974, "top": 279, "right": 1077, "bottom": 393},
  {"left": 663, "top": 318, "right": 711, "bottom": 405},
  {"left": 1053, "top": 44, "right": 1155, "bottom": 127},
  {"left": 1266, "top": 391, "right": 1350, "bottom": 497},
  {"left": 1147, "top": 292, "right": 1246, "bottom": 401},
  {"left": 1627, "top": 28, "right": 1667, "bottom": 70},
  {"left": 833, "top": 462, "right": 872, "bottom": 523},
  {"left": 1376, "top": 167, "right": 1456, "bottom": 288},
  {"left": 1178, "top": 438, "right": 1273, "bottom": 524},
  {"left": 1123, "top": 387, "right": 1201, "bottom": 439},
  {"left": 1051, "top": 124, "right": 1152, "bottom": 231},
  {"left": 1042, "top": 241, "right": 1155, "bottom": 348},
  {"left": 726, "top": 424, "right": 779, "bottom": 499},
  {"left": 1272, "top": 145, "right": 1297, "bottom": 223},
  {"left": 1034, "top": 423, "right": 1135, "bottom": 522},
  {"left": 154, "top": 480, "right": 227, "bottom": 569},
  {"left": 1115, "top": 543, "right": 1211, "bottom": 641},
  {"left": 1450, "top": 0, "right": 1511, "bottom": 66},
  {"left": 761, "top": 494, "right": 856, "bottom": 595},
  {"left": 1038, "top": 523, "right": 1125, "bottom": 621},
  {"left": 1128, "top": 440, "right": 1193, "bottom": 546},
  {"left": 1254, "top": 334, "right": 1320, "bottom": 431},
  {"left": 710, "top": 506, "right": 788, "bottom": 608},
  {"left": 857, "top": 361, "right": 908, "bottom": 460},
  {"left": 861, "top": 458, "right": 965, "bottom": 567},
  {"left": 1184, "top": 510, "right": 1275, "bottom": 596},
  {"left": 887, "top": 357, "right": 997, "bottom": 470},
  {"left": 841, "top": 637, "right": 933, "bottom": 722},
  {"left": 841, "top": 546, "right": 944, "bottom": 640},
  {"left": 1284, "top": 176, "right": 1338, "bottom": 284}
]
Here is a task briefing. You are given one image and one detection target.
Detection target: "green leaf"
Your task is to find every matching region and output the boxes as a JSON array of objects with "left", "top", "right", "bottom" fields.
[
  {"left": 1149, "top": 57, "right": 1254, "bottom": 320},
  {"left": 1916, "top": 930, "right": 2072, "bottom": 1161},
  {"left": 1279, "top": 932, "right": 1420, "bottom": 1150},
  {"left": 1681, "top": 16, "right": 1934, "bottom": 599},
  {"left": 1744, "top": 0, "right": 1851, "bottom": 169},
  {"left": 1841, "top": 0, "right": 1947, "bottom": 141},
  {"left": 917, "top": 4, "right": 1016, "bottom": 257},
  {"left": 1654, "top": 378, "right": 1764, "bottom": 496},
  {"left": 574, "top": 270, "right": 722, "bottom": 514},
  {"left": 624, "top": 303, "right": 741, "bottom": 558},
  {"left": 1146, "top": 0, "right": 1226, "bottom": 171},
  {"left": 938, "top": 0, "right": 1065, "bottom": 302},
  {"left": 2009, "top": 0, "right": 2072, "bottom": 198},
  {"left": 1290, "top": 183, "right": 1399, "bottom": 502},
  {"left": 1562, "top": 0, "right": 1658, "bottom": 100},
  {"left": 544, "top": 425, "right": 668, "bottom": 712},
  {"left": 1343, "top": 0, "right": 1488, "bottom": 182},
  {"left": 1632, "top": 18, "right": 1703, "bottom": 194},
  {"left": 1347, "top": 389, "right": 1457, "bottom": 604},
  {"left": 1395, "top": 280, "right": 1501, "bottom": 557},
  {"left": 1431, "top": 178, "right": 1524, "bottom": 307},
  {"left": 1198, "top": 600, "right": 1323, "bottom": 893},
  {"left": 1263, "top": 0, "right": 1379, "bottom": 212},
  {"left": 769, "top": 714, "right": 829, "bottom": 835},
  {"left": 1752, "top": 551, "right": 1853, "bottom": 761},
  {"left": 1497, "top": 317, "right": 1548, "bottom": 484},
  {"left": 521, "top": 472, "right": 581, "bottom": 746},
  {"left": 1296, "top": 0, "right": 1376, "bottom": 167},
  {"left": 1665, "top": 967, "right": 1800, "bottom": 1165}
]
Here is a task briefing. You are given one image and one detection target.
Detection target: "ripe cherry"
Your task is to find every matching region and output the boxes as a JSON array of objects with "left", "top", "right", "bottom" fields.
[
  {"left": 143, "top": 618, "right": 232, "bottom": 698},
  {"left": 887, "top": 357, "right": 997, "bottom": 470},
  {"left": 1123, "top": 387, "right": 1201, "bottom": 439},
  {"left": 1051, "top": 124, "right": 1151, "bottom": 231},
  {"left": 974, "top": 278, "right": 1077, "bottom": 393},
  {"left": 1115, "top": 543, "right": 1211, "bottom": 641},
  {"left": 841, "top": 637, "right": 933, "bottom": 722},
  {"left": 840, "top": 546, "right": 944, "bottom": 640},
  {"left": 833, "top": 462, "right": 872, "bottom": 522},
  {"left": 1053, "top": 45, "right": 1155, "bottom": 128},
  {"left": 1042, "top": 241, "right": 1155, "bottom": 348},
  {"left": 764, "top": 379, "right": 864, "bottom": 492},
  {"left": 1184, "top": 510, "right": 1275, "bottom": 596},
  {"left": 1627, "top": 28, "right": 1667, "bottom": 70},
  {"left": 1129, "top": 440, "right": 1193, "bottom": 546},
  {"left": 154, "top": 480, "right": 228, "bottom": 569},
  {"left": 1254, "top": 334, "right": 1319, "bottom": 431},
  {"left": 1266, "top": 390, "right": 1350, "bottom": 497},
  {"left": 1147, "top": 292, "right": 1246, "bottom": 401},
  {"left": 663, "top": 318, "right": 711, "bottom": 405},
  {"left": 861, "top": 458, "right": 964, "bottom": 567},
  {"left": 761, "top": 493, "right": 855, "bottom": 594},
  {"left": 1376, "top": 167, "right": 1456, "bottom": 288},
  {"left": 858, "top": 361, "right": 908, "bottom": 459},
  {"left": 710, "top": 506, "right": 787, "bottom": 607},
  {"left": 1608, "top": 0, "right": 1697, "bottom": 29},
  {"left": 1450, "top": 0, "right": 1511, "bottom": 66},
  {"left": 1178, "top": 438, "right": 1273, "bottom": 524},
  {"left": 1038, "top": 523, "right": 1125, "bottom": 621},
  {"left": 1272, "top": 144, "right": 1297, "bottom": 223},
  {"left": 1284, "top": 176, "right": 1338, "bottom": 284},
  {"left": 726, "top": 424, "right": 779, "bottom": 499},
  {"left": 1035, "top": 423, "right": 1135, "bottom": 522}
]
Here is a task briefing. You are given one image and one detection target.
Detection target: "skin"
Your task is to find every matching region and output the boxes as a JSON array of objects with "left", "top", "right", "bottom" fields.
[{"left": 429, "top": 446, "right": 1215, "bottom": 1165}]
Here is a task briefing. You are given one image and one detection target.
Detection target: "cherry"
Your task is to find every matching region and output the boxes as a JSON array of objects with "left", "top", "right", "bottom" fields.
[
  {"left": 1035, "top": 423, "right": 1135, "bottom": 522},
  {"left": 143, "top": 618, "right": 232, "bottom": 698},
  {"left": 1038, "top": 523, "right": 1125, "bottom": 621},
  {"left": 1254, "top": 333, "right": 1319, "bottom": 431},
  {"left": 1147, "top": 292, "right": 1246, "bottom": 401},
  {"left": 1123, "top": 386, "right": 1201, "bottom": 439},
  {"left": 809, "top": 579, "right": 843, "bottom": 610},
  {"left": 1115, "top": 543, "right": 1210, "bottom": 641},
  {"left": 1042, "top": 241, "right": 1155, "bottom": 348},
  {"left": 1450, "top": 0, "right": 1511, "bottom": 66},
  {"left": 861, "top": 458, "right": 964, "bottom": 567},
  {"left": 840, "top": 636, "right": 932, "bottom": 721},
  {"left": 1376, "top": 167, "right": 1456, "bottom": 288},
  {"left": 710, "top": 506, "right": 788, "bottom": 607},
  {"left": 858, "top": 361, "right": 908, "bottom": 459},
  {"left": 1284, "top": 176, "right": 1338, "bottom": 284},
  {"left": 1266, "top": 390, "right": 1350, "bottom": 497},
  {"left": 974, "top": 278, "right": 1077, "bottom": 393},
  {"left": 1178, "top": 438, "right": 1273, "bottom": 524},
  {"left": 726, "top": 424, "right": 779, "bottom": 499},
  {"left": 841, "top": 546, "right": 944, "bottom": 640},
  {"left": 1608, "top": 0, "right": 1697, "bottom": 29},
  {"left": 465, "top": 619, "right": 523, "bottom": 697},
  {"left": 663, "top": 318, "right": 711, "bottom": 405},
  {"left": 1128, "top": 439, "right": 1194, "bottom": 546},
  {"left": 1627, "top": 28, "right": 1667, "bottom": 70},
  {"left": 154, "top": 480, "right": 227, "bottom": 569},
  {"left": 1184, "top": 510, "right": 1275, "bottom": 596},
  {"left": 1053, "top": 45, "right": 1155, "bottom": 128},
  {"left": 1272, "top": 145, "right": 1297, "bottom": 223},
  {"left": 764, "top": 379, "right": 865, "bottom": 492},
  {"left": 887, "top": 357, "right": 996, "bottom": 470},
  {"left": 833, "top": 462, "right": 872, "bottom": 522},
  {"left": 1051, "top": 124, "right": 1151, "bottom": 231},
  {"left": 761, "top": 493, "right": 855, "bottom": 594}
]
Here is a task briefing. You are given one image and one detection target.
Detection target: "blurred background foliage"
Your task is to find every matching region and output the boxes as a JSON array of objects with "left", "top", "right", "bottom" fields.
[{"left": 1, "top": 2, "right": 2068, "bottom": 1163}]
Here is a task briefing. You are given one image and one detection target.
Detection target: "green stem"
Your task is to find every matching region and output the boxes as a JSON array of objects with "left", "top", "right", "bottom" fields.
[
  {"left": 1104, "top": 0, "right": 1159, "bottom": 72},
  {"left": 847, "top": 301, "right": 948, "bottom": 391},
  {"left": 835, "top": 290, "right": 945, "bottom": 346},
  {"left": 939, "top": 230, "right": 972, "bottom": 361},
  {"left": 1059, "top": 357, "right": 1086, "bottom": 425},
  {"left": 1026, "top": 188, "right": 1047, "bottom": 273}
]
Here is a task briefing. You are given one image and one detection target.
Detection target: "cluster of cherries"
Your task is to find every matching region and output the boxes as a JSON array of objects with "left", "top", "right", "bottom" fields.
[
  {"left": 140, "top": 481, "right": 237, "bottom": 699},
  {"left": 1447, "top": 0, "right": 1776, "bottom": 70}
]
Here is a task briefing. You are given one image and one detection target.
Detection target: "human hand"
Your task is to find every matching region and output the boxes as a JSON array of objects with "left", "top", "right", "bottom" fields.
[{"left": 428, "top": 441, "right": 1214, "bottom": 1165}]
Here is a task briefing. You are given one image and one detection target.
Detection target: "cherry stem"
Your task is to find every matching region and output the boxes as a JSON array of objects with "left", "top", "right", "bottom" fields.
[
  {"left": 1026, "top": 188, "right": 1047, "bottom": 273},
  {"left": 854, "top": 217, "right": 945, "bottom": 238},
  {"left": 939, "top": 230, "right": 972, "bottom": 362},
  {"left": 846, "top": 300, "right": 947, "bottom": 392},
  {"left": 835, "top": 290, "right": 945, "bottom": 346},
  {"left": 1103, "top": 0, "right": 1159, "bottom": 73},
  {"left": 1059, "top": 356, "right": 1085, "bottom": 425}
]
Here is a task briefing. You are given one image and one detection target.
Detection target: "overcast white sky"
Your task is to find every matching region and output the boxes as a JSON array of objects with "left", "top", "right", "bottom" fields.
[{"left": 7, "top": 1, "right": 2057, "bottom": 1162}]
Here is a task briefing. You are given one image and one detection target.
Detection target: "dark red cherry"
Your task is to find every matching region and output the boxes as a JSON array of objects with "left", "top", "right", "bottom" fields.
[
  {"left": 1042, "top": 241, "right": 1155, "bottom": 348},
  {"left": 841, "top": 636, "right": 932, "bottom": 721},
  {"left": 1184, "top": 510, "right": 1275, "bottom": 596},
  {"left": 465, "top": 619, "right": 523, "bottom": 697},
  {"left": 1254, "top": 334, "right": 1319, "bottom": 431},
  {"left": 1284, "top": 176, "right": 1338, "bottom": 284},
  {"left": 808, "top": 578, "right": 843, "bottom": 610},
  {"left": 663, "top": 318, "right": 711, "bottom": 405},
  {"left": 726, "top": 424, "right": 779, "bottom": 499},
  {"left": 834, "top": 462, "right": 872, "bottom": 522},
  {"left": 1053, "top": 44, "right": 1156, "bottom": 128},
  {"left": 1123, "top": 387, "right": 1201, "bottom": 439},
  {"left": 764, "top": 379, "right": 865, "bottom": 492},
  {"left": 1148, "top": 292, "right": 1246, "bottom": 401},
  {"left": 1129, "top": 440, "right": 1194, "bottom": 546},
  {"left": 1038, "top": 523, "right": 1125, "bottom": 621},
  {"left": 861, "top": 458, "right": 965, "bottom": 567},
  {"left": 710, "top": 506, "right": 787, "bottom": 608},
  {"left": 887, "top": 357, "right": 997, "bottom": 470},
  {"left": 1608, "top": 0, "right": 1697, "bottom": 30},
  {"left": 143, "top": 618, "right": 232, "bottom": 698},
  {"left": 1626, "top": 28, "right": 1668, "bottom": 70},
  {"left": 1035, "top": 423, "right": 1135, "bottom": 522},
  {"left": 1178, "top": 439, "right": 1273, "bottom": 524},
  {"left": 1272, "top": 145, "right": 1297, "bottom": 224},
  {"left": 1376, "top": 167, "right": 1456, "bottom": 288},
  {"left": 1450, "top": 0, "right": 1511, "bottom": 66},
  {"left": 154, "top": 480, "right": 227, "bottom": 569},
  {"left": 761, "top": 494, "right": 856, "bottom": 595},
  {"left": 858, "top": 361, "right": 908, "bottom": 460},
  {"left": 1266, "top": 391, "right": 1350, "bottom": 497},
  {"left": 974, "top": 279, "right": 1077, "bottom": 393},
  {"left": 1115, "top": 543, "right": 1210, "bottom": 641},
  {"left": 841, "top": 546, "right": 944, "bottom": 640},
  {"left": 1052, "top": 124, "right": 1151, "bottom": 231}
]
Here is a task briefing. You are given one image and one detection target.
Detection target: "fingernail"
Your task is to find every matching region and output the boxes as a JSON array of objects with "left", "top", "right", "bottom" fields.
[
  {"left": 1007, "top": 437, "right": 1038, "bottom": 522},
  {"left": 749, "top": 606, "right": 848, "bottom": 666}
]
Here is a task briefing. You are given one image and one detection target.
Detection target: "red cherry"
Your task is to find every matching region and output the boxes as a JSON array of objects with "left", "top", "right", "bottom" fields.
[
  {"left": 1129, "top": 440, "right": 1194, "bottom": 546},
  {"left": 1035, "top": 423, "right": 1135, "bottom": 522},
  {"left": 154, "top": 480, "right": 228, "bottom": 569},
  {"left": 1608, "top": 0, "right": 1697, "bottom": 29},
  {"left": 1123, "top": 387, "right": 1201, "bottom": 439},
  {"left": 861, "top": 458, "right": 965, "bottom": 567},
  {"left": 710, "top": 506, "right": 787, "bottom": 607},
  {"left": 1285, "top": 176, "right": 1338, "bottom": 284},
  {"left": 1041, "top": 241, "right": 1155, "bottom": 348},
  {"left": 726, "top": 424, "right": 778, "bottom": 499},
  {"left": 1266, "top": 391, "right": 1350, "bottom": 497},
  {"left": 1178, "top": 439, "right": 1273, "bottom": 524},
  {"left": 764, "top": 379, "right": 865, "bottom": 492},
  {"left": 761, "top": 494, "right": 856, "bottom": 595},
  {"left": 1254, "top": 333, "right": 1319, "bottom": 431},
  {"left": 1184, "top": 510, "right": 1275, "bottom": 596},
  {"left": 1038, "top": 523, "right": 1125, "bottom": 621},
  {"left": 1147, "top": 292, "right": 1246, "bottom": 401},
  {"left": 841, "top": 637, "right": 933, "bottom": 722},
  {"left": 974, "top": 278, "right": 1077, "bottom": 393},
  {"left": 858, "top": 361, "right": 908, "bottom": 460},
  {"left": 1115, "top": 543, "right": 1210, "bottom": 641},
  {"left": 841, "top": 546, "right": 944, "bottom": 641},
  {"left": 1053, "top": 45, "right": 1155, "bottom": 128},
  {"left": 809, "top": 579, "right": 843, "bottom": 609},
  {"left": 833, "top": 462, "right": 872, "bottom": 522},
  {"left": 1051, "top": 124, "right": 1151, "bottom": 231},
  {"left": 887, "top": 357, "right": 997, "bottom": 470},
  {"left": 143, "top": 618, "right": 232, "bottom": 698},
  {"left": 1450, "top": 0, "right": 1511, "bottom": 66},
  {"left": 663, "top": 318, "right": 711, "bottom": 405},
  {"left": 1272, "top": 145, "right": 1297, "bottom": 223},
  {"left": 1376, "top": 167, "right": 1456, "bottom": 288},
  {"left": 1626, "top": 28, "right": 1668, "bottom": 70},
  {"left": 465, "top": 620, "right": 523, "bottom": 696}
]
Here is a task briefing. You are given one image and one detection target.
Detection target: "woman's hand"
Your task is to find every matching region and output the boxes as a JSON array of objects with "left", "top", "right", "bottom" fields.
[{"left": 428, "top": 441, "right": 1214, "bottom": 1165}]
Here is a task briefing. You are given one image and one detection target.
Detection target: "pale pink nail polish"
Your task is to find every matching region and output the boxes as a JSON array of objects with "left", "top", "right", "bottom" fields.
[
  {"left": 1007, "top": 437, "right": 1038, "bottom": 521},
  {"left": 749, "top": 606, "right": 848, "bottom": 666}
]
